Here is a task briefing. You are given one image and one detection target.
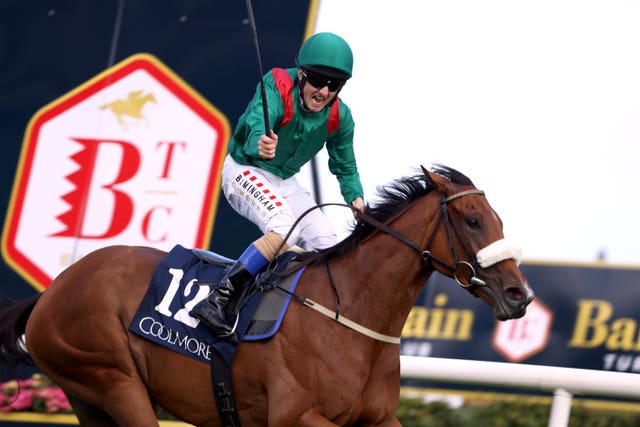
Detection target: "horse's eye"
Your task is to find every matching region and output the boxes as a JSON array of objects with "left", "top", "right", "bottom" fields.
[{"left": 466, "top": 218, "right": 481, "bottom": 229}]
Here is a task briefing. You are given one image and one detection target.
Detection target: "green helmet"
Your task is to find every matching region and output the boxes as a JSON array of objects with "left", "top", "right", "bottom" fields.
[{"left": 296, "top": 32, "right": 353, "bottom": 79}]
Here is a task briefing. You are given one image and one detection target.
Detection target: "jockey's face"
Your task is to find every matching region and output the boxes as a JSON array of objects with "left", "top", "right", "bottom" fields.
[{"left": 297, "top": 69, "right": 339, "bottom": 113}]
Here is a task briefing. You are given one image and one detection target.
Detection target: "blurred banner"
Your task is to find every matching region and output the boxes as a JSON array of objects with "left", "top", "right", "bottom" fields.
[
  {"left": 402, "top": 262, "right": 640, "bottom": 374},
  {"left": 0, "top": 1, "right": 312, "bottom": 299}
]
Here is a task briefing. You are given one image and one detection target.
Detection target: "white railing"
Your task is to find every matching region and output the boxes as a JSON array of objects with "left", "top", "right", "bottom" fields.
[{"left": 400, "top": 356, "right": 640, "bottom": 427}]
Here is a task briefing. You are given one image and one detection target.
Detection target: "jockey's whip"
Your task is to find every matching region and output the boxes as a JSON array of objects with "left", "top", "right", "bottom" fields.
[{"left": 244, "top": 0, "right": 270, "bottom": 135}]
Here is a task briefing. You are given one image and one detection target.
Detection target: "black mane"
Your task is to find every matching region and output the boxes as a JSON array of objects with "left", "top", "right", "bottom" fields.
[{"left": 299, "top": 164, "right": 474, "bottom": 265}]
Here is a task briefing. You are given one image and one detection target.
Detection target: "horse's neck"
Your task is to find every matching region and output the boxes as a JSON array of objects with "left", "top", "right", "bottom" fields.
[{"left": 329, "top": 197, "right": 438, "bottom": 337}]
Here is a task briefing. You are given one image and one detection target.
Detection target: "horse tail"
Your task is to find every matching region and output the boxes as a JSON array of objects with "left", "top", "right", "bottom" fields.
[{"left": 0, "top": 292, "right": 40, "bottom": 367}]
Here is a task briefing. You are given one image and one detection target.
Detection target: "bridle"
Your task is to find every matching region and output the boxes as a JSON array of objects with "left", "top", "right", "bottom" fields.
[
  {"left": 353, "top": 188, "right": 489, "bottom": 289},
  {"left": 265, "top": 187, "right": 497, "bottom": 344},
  {"left": 274, "top": 188, "right": 489, "bottom": 290}
]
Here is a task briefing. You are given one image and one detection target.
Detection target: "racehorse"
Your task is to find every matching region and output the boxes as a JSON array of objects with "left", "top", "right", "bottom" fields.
[{"left": 0, "top": 165, "right": 533, "bottom": 426}]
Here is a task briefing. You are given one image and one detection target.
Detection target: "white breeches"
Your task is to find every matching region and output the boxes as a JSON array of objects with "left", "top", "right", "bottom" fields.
[{"left": 221, "top": 155, "right": 338, "bottom": 251}]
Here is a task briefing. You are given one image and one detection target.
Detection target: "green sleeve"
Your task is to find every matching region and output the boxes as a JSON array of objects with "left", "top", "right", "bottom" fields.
[{"left": 326, "top": 102, "right": 364, "bottom": 204}]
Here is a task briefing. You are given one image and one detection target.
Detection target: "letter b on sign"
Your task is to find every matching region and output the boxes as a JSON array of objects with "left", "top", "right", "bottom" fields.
[{"left": 2, "top": 54, "right": 230, "bottom": 290}]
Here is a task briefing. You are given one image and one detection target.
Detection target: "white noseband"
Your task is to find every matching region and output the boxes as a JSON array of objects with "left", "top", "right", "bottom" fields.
[{"left": 476, "top": 238, "right": 522, "bottom": 268}]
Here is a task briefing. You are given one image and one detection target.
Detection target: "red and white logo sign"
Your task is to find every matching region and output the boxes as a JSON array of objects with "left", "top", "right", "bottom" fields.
[
  {"left": 1, "top": 53, "right": 230, "bottom": 290},
  {"left": 492, "top": 299, "right": 554, "bottom": 362}
]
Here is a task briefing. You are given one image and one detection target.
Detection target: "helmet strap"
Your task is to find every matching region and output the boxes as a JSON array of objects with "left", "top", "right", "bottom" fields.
[{"left": 296, "top": 72, "right": 312, "bottom": 111}]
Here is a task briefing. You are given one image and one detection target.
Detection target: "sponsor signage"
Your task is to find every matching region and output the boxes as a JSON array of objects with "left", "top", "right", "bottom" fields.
[
  {"left": 401, "top": 262, "right": 640, "bottom": 374},
  {"left": 492, "top": 299, "right": 553, "bottom": 362},
  {"left": 1, "top": 53, "right": 230, "bottom": 291}
]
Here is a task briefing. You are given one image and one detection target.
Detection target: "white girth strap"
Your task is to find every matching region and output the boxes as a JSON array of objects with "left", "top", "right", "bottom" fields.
[
  {"left": 476, "top": 238, "right": 522, "bottom": 268},
  {"left": 301, "top": 298, "right": 401, "bottom": 344}
]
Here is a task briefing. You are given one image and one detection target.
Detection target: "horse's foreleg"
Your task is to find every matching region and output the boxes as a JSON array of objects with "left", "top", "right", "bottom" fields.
[
  {"left": 67, "top": 395, "right": 118, "bottom": 427},
  {"left": 288, "top": 410, "right": 402, "bottom": 427},
  {"left": 291, "top": 409, "right": 403, "bottom": 427},
  {"left": 101, "top": 380, "right": 160, "bottom": 427},
  {"left": 292, "top": 410, "right": 340, "bottom": 427},
  {"left": 45, "top": 372, "right": 160, "bottom": 427},
  {"left": 359, "top": 418, "right": 403, "bottom": 427}
]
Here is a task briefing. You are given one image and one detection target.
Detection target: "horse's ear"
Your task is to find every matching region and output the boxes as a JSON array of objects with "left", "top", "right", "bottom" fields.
[
  {"left": 422, "top": 165, "right": 437, "bottom": 187},
  {"left": 423, "top": 165, "right": 454, "bottom": 194}
]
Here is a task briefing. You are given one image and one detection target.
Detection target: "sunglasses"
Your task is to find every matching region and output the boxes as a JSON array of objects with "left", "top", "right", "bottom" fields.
[{"left": 301, "top": 69, "right": 345, "bottom": 92}]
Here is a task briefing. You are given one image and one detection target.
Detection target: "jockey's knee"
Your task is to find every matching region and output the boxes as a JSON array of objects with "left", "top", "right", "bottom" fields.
[
  {"left": 304, "top": 233, "right": 338, "bottom": 251},
  {"left": 254, "top": 231, "right": 290, "bottom": 260},
  {"left": 268, "top": 225, "right": 300, "bottom": 249}
]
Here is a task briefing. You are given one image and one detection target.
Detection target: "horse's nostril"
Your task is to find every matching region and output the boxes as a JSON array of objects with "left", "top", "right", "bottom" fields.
[{"left": 507, "top": 287, "right": 524, "bottom": 302}]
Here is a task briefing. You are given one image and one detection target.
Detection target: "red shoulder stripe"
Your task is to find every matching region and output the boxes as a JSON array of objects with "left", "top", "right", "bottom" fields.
[
  {"left": 327, "top": 100, "right": 340, "bottom": 135},
  {"left": 271, "top": 68, "right": 294, "bottom": 128}
]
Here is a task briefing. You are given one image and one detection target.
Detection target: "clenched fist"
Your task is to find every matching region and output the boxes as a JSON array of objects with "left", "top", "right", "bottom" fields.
[{"left": 258, "top": 130, "right": 278, "bottom": 159}]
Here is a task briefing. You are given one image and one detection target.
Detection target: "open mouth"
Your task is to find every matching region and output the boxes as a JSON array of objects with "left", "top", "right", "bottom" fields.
[{"left": 311, "top": 94, "right": 326, "bottom": 106}]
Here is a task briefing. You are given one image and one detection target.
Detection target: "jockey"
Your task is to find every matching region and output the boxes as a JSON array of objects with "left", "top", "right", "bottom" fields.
[{"left": 191, "top": 32, "right": 365, "bottom": 336}]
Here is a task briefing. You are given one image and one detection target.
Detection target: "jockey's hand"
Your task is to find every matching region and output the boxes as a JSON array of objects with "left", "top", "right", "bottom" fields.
[
  {"left": 351, "top": 197, "right": 364, "bottom": 219},
  {"left": 258, "top": 130, "right": 278, "bottom": 159}
]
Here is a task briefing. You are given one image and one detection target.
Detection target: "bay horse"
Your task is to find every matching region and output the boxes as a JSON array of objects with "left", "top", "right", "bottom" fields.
[{"left": 0, "top": 165, "right": 533, "bottom": 426}]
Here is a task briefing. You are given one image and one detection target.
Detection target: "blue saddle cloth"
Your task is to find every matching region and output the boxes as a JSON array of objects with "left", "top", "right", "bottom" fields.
[{"left": 129, "top": 244, "right": 305, "bottom": 366}]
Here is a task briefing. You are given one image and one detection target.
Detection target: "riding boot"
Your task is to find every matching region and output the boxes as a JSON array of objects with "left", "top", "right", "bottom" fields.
[{"left": 191, "top": 244, "right": 269, "bottom": 335}]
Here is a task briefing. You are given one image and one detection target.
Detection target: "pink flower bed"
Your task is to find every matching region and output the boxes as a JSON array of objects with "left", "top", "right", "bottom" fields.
[{"left": 0, "top": 374, "right": 72, "bottom": 413}]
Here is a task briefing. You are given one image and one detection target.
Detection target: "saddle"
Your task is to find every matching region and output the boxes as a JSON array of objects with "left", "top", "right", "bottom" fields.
[{"left": 129, "top": 244, "right": 308, "bottom": 427}]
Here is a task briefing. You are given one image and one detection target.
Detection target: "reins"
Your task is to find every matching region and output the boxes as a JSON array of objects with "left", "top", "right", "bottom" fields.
[
  {"left": 341, "top": 190, "right": 488, "bottom": 288},
  {"left": 263, "top": 188, "right": 488, "bottom": 345}
]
